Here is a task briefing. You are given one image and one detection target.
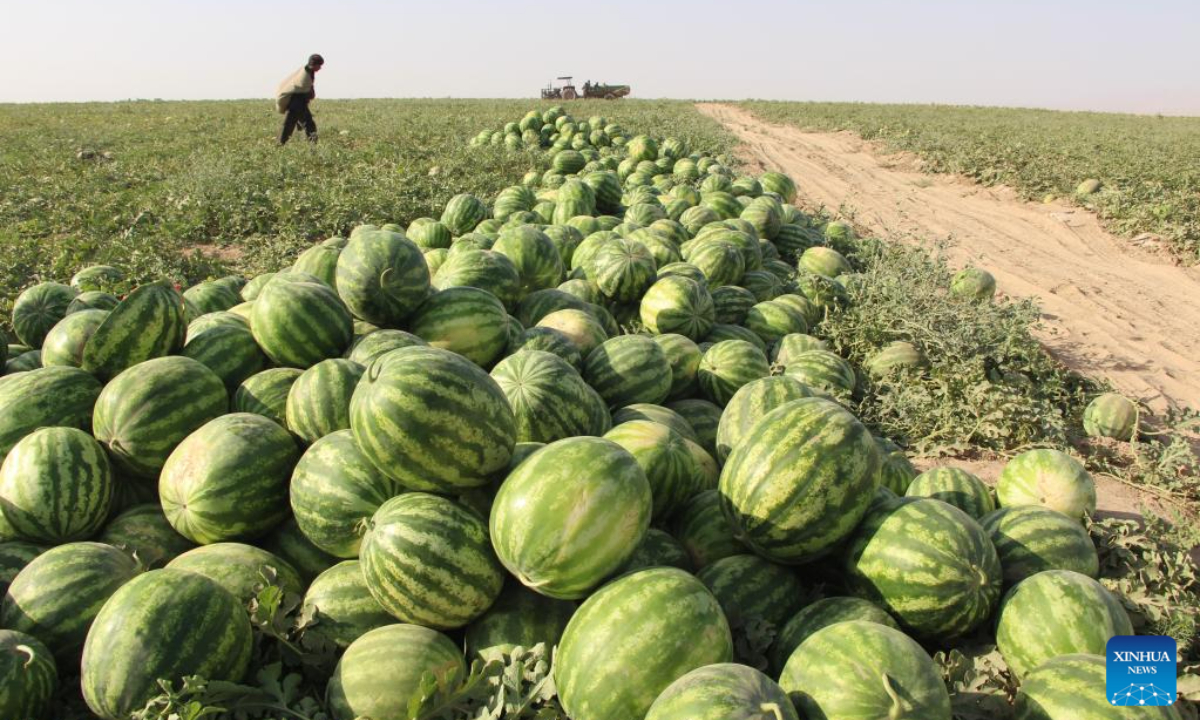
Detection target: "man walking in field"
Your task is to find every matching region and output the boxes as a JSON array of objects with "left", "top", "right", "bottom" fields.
[{"left": 276, "top": 54, "right": 324, "bottom": 145}]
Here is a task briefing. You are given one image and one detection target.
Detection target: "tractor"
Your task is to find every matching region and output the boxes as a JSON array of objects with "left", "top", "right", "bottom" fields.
[{"left": 541, "top": 77, "right": 631, "bottom": 100}]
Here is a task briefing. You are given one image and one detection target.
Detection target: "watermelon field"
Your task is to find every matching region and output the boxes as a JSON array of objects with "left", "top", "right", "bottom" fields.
[{"left": 0, "top": 99, "right": 1198, "bottom": 720}]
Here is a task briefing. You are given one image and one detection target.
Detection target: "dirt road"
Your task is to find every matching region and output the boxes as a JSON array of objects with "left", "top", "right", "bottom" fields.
[{"left": 699, "top": 103, "right": 1200, "bottom": 414}]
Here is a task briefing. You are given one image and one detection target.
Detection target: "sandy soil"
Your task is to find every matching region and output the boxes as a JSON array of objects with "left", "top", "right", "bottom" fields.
[{"left": 698, "top": 103, "right": 1200, "bottom": 415}]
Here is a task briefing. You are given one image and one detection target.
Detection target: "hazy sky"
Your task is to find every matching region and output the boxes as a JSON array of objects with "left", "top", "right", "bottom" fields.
[{"left": 7, "top": 0, "right": 1200, "bottom": 114}]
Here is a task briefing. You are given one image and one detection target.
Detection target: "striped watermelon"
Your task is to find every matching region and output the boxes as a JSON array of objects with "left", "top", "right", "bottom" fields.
[
  {"left": 12, "top": 282, "right": 77, "bottom": 348},
  {"left": 432, "top": 249, "right": 522, "bottom": 308},
  {"left": 711, "top": 286, "right": 756, "bottom": 326},
  {"left": 740, "top": 270, "right": 785, "bottom": 302},
  {"left": 182, "top": 311, "right": 268, "bottom": 390},
  {"left": 1, "top": 542, "right": 141, "bottom": 660},
  {"left": 799, "top": 246, "right": 852, "bottom": 278},
  {"left": 1014, "top": 654, "right": 1180, "bottom": 720},
  {"left": 583, "top": 335, "right": 673, "bottom": 408},
  {"left": 876, "top": 437, "right": 919, "bottom": 494},
  {"left": 588, "top": 238, "right": 658, "bottom": 303},
  {"left": 464, "top": 580, "right": 577, "bottom": 658},
  {"left": 327, "top": 624, "right": 466, "bottom": 720},
  {"left": 696, "top": 554, "right": 804, "bottom": 628},
  {"left": 292, "top": 243, "right": 341, "bottom": 290},
  {"left": 408, "top": 219, "right": 454, "bottom": 250},
  {"left": 640, "top": 276, "right": 715, "bottom": 340},
  {"left": 0, "top": 427, "right": 113, "bottom": 544},
  {"left": 621, "top": 528, "right": 692, "bottom": 572},
  {"left": 285, "top": 359, "right": 365, "bottom": 444},
  {"left": 509, "top": 326, "right": 583, "bottom": 368},
  {"left": 950, "top": 267, "right": 996, "bottom": 302},
  {"left": 98, "top": 504, "right": 195, "bottom": 568},
  {"left": 442, "top": 193, "right": 489, "bottom": 235},
  {"left": 867, "top": 340, "right": 929, "bottom": 377},
  {"left": 183, "top": 281, "right": 241, "bottom": 316},
  {"left": 670, "top": 490, "right": 747, "bottom": 570},
  {"left": 241, "top": 273, "right": 275, "bottom": 301},
  {"left": 334, "top": 230, "right": 431, "bottom": 326},
  {"left": 904, "top": 466, "right": 996, "bottom": 519},
  {"left": 760, "top": 172, "right": 798, "bottom": 203},
  {"left": 40, "top": 309, "right": 108, "bottom": 368},
  {"left": 556, "top": 567, "right": 733, "bottom": 720},
  {"left": 300, "top": 560, "right": 393, "bottom": 649},
  {"left": 779, "top": 621, "right": 951, "bottom": 720},
  {"left": 490, "top": 437, "right": 651, "bottom": 599},
  {"left": 492, "top": 225, "right": 565, "bottom": 295},
  {"left": 4, "top": 348, "right": 41, "bottom": 374},
  {"left": 996, "top": 449, "right": 1097, "bottom": 520},
  {"left": 290, "top": 430, "right": 405, "bottom": 558},
  {"left": 166, "top": 542, "right": 303, "bottom": 604},
  {"left": 741, "top": 198, "right": 782, "bottom": 241},
  {"left": 1082, "top": 393, "right": 1139, "bottom": 441},
  {"left": 92, "top": 356, "right": 228, "bottom": 480},
  {"left": 656, "top": 262, "right": 707, "bottom": 284},
  {"left": 80, "top": 569, "right": 253, "bottom": 720},
  {"left": 995, "top": 569, "right": 1132, "bottom": 678},
  {"left": 259, "top": 517, "right": 338, "bottom": 584},
  {"left": 795, "top": 272, "right": 848, "bottom": 310},
  {"left": 409, "top": 286, "right": 509, "bottom": 367},
  {"left": 82, "top": 281, "right": 187, "bottom": 381},
  {"left": 611, "top": 403, "right": 698, "bottom": 443},
  {"left": 697, "top": 340, "right": 770, "bottom": 407},
  {"left": 680, "top": 206, "right": 721, "bottom": 236},
  {"left": 359, "top": 492, "right": 503, "bottom": 629},
  {"left": 604, "top": 420, "right": 701, "bottom": 521},
  {"left": 0, "top": 366, "right": 101, "bottom": 463},
  {"left": 520, "top": 289, "right": 591, "bottom": 327},
  {"left": 0, "top": 629, "right": 57, "bottom": 720},
  {"left": 720, "top": 398, "right": 880, "bottom": 564},
  {"left": 233, "top": 367, "right": 302, "bottom": 425},
  {"left": 346, "top": 329, "right": 426, "bottom": 367},
  {"left": 71, "top": 265, "right": 125, "bottom": 292},
  {"left": 689, "top": 240, "right": 745, "bottom": 287},
  {"left": 716, "top": 376, "right": 813, "bottom": 463},
  {"left": 0, "top": 541, "right": 45, "bottom": 594},
  {"left": 769, "top": 596, "right": 900, "bottom": 674},
  {"left": 159, "top": 413, "right": 299, "bottom": 544},
  {"left": 665, "top": 399, "right": 723, "bottom": 457},
  {"left": 844, "top": 495, "right": 1001, "bottom": 639},
  {"left": 647, "top": 664, "right": 797, "bottom": 720},
  {"left": 349, "top": 345, "right": 515, "bottom": 492},
  {"left": 981, "top": 506, "right": 1099, "bottom": 585},
  {"left": 783, "top": 349, "right": 856, "bottom": 399},
  {"left": 652, "top": 334, "right": 702, "bottom": 399},
  {"left": 744, "top": 300, "right": 808, "bottom": 345},
  {"left": 771, "top": 295, "right": 822, "bottom": 330},
  {"left": 251, "top": 274, "right": 353, "bottom": 368},
  {"left": 491, "top": 350, "right": 611, "bottom": 443}
]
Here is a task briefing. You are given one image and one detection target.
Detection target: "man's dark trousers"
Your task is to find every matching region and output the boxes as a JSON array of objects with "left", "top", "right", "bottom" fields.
[{"left": 280, "top": 93, "right": 317, "bottom": 144}]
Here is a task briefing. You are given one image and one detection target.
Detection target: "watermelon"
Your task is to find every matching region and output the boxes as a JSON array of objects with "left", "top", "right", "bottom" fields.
[
  {"left": 233, "top": 367, "right": 303, "bottom": 425},
  {"left": 779, "top": 621, "right": 951, "bottom": 720},
  {"left": 951, "top": 267, "right": 996, "bottom": 301},
  {"left": 284, "top": 358, "right": 364, "bottom": 444},
  {"left": 583, "top": 335, "right": 673, "bottom": 408},
  {"left": 981, "top": 506, "right": 1099, "bottom": 585},
  {"left": 876, "top": 437, "right": 919, "bottom": 494},
  {"left": 528, "top": 307, "right": 602, "bottom": 352},
  {"left": 799, "top": 246, "right": 852, "bottom": 278},
  {"left": 334, "top": 230, "right": 431, "bottom": 326},
  {"left": 995, "top": 570, "right": 1132, "bottom": 678},
  {"left": 346, "top": 329, "right": 426, "bottom": 367},
  {"left": 0, "top": 366, "right": 101, "bottom": 463},
  {"left": 259, "top": 517, "right": 339, "bottom": 584},
  {"left": 716, "top": 376, "right": 813, "bottom": 463},
  {"left": 166, "top": 542, "right": 303, "bottom": 604},
  {"left": 996, "top": 449, "right": 1097, "bottom": 520},
  {"left": 182, "top": 311, "right": 269, "bottom": 390},
  {"left": 611, "top": 403, "right": 698, "bottom": 443},
  {"left": 904, "top": 466, "right": 996, "bottom": 519},
  {"left": 98, "top": 504, "right": 195, "bottom": 568},
  {"left": 0, "top": 629, "right": 57, "bottom": 720},
  {"left": 823, "top": 220, "right": 856, "bottom": 243},
  {"left": 159, "top": 413, "right": 299, "bottom": 544},
  {"left": 666, "top": 399, "right": 723, "bottom": 457},
  {"left": 291, "top": 243, "right": 341, "bottom": 289},
  {"left": 760, "top": 172, "right": 797, "bottom": 203},
  {"left": 491, "top": 350, "right": 611, "bottom": 443},
  {"left": 432, "top": 249, "right": 522, "bottom": 308},
  {"left": 652, "top": 333, "right": 703, "bottom": 399},
  {"left": 744, "top": 301, "right": 807, "bottom": 346},
  {"left": 349, "top": 345, "right": 515, "bottom": 492},
  {"left": 409, "top": 286, "right": 509, "bottom": 367},
  {"left": 490, "top": 437, "right": 651, "bottom": 599},
  {"left": 769, "top": 597, "right": 900, "bottom": 674},
  {"left": 92, "top": 356, "right": 228, "bottom": 480},
  {"left": 741, "top": 198, "right": 782, "bottom": 241},
  {"left": 493, "top": 225, "right": 565, "bottom": 295},
  {"left": 183, "top": 281, "right": 241, "bottom": 316},
  {"left": 0, "top": 427, "right": 113, "bottom": 544},
  {"left": 671, "top": 490, "right": 747, "bottom": 570},
  {"left": 867, "top": 341, "right": 929, "bottom": 377},
  {"left": 720, "top": 398, "right": 880, "bottom": 564},
  {"left": 408, "top": 219, "right": 454, "bottom": 250},
  {"left": 300, "top": 560, "right": 393, "bottom": 649},
  {"left": 605, "top": 420, "right": 701, "bottom": 521},
  {"left": 442, "top": 193, "right": 489, "bottom": 235},
  {"left": 327, "top": 624, "right": 466, "bottom": 720},
  {"left": 509, "top": 326, "right": 583, "bottom": 368},
  {"left": 646, "top": 663, "right": 798, "bottom": 720},
  {"left": 637, "top": 276, "right": 712, "bottom": 341},
  {"left": 1014, "top": 654, "right": 1180, "bottom": 720},
  {"left": 1, "top": 541, "right": 141, "bottom": 660},
  {"left": 241, "top": 273, "right": 275, "bottom": 300},
  {"left": 697, "top": 340, "right": 770, "bottom": 407},
  {"left": 556, "top": 567, "right": 733, "bottom": 720},
  {"left": 82, "top": 281, "right": 187, "bottom": 381},
  {"left": 0, "top": 541, "right": 45, "bottom": 594},
  {"left": 621, "top": 528, "right": 693, "bottom": 572},
  {"left": 1082, "top": 393, "right": 1139, "bottom": 441},
  {"left": 656, "top": 262, "right": 707, "bottom": 285},
  {"left": 40, "top": 309, "right": 108, "bottom": 368},
  {"left": 588, "top": 238, "right": 658, "bottom": 303},
  {"left": 290, "top": 429, "right": 405, "bottom": 558},
  {"left": 464, "top": 580, "right": 577, "bottom": 659},
  {"left": 80, "top": 569, "right": 253, "bottom": 720},
  {"left": 782, "top": 349, "right": 856, "bottom": 399},
  {"left": 4, "top": 349, "right": 41, "bottom": 374},
  {"left": 12, "top": 282, "right": 77, "bottom": 348},
  {"left": 771, "top": 296, "right": 822, "bottom": 332},
  {"left": 697, "top": 554, "right": 804, "bottom": 628},
  {"left": 740, "top": 270, "right": 785, "bottom": 302},
  {"left": 795, "top": 272, "right": 848, "bottom": 310},
  {"left": 251, "top": 274, "right": 353, "bottom": 368},
  {"left": 689, "top": 240, "right": 745, "bottom": 287},
  {"left": 844, "top": 495, "right": 1001, "bottom": 639},
  {"left": 71, "top": 265, "right": 125, "bottom": 292},
  {"left": 360, "top": 492, "right": 503, "bottom": 629}
]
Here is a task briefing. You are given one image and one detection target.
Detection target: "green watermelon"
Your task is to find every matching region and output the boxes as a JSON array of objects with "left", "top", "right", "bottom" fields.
[
  {"left": 665, "top": 399, "right": 723, "bottom": 457},
  {"left": 0, "top": 541, "right": 45, "bottom": 594},
  {"left": 0, "top": 366, "right": 101, "bottom": 463},
  {"left": 532, "top": 308, "right": 607, "bottom": 356},
  {"left": 771, "top": 296, "right": 822, "bottom": 331},
  {"left": 251, "top": 274, "right": 353, "bottom": 368},
  {"left": 334, "top": 230, "right": 431, "bottom": 326},
  {"left": 0, "top": 629, "right": 57, "bottom": 720},
  {"left": 652, "top": 334, "right": 702, "bottom": 399},
  {"left": 409, "top": 286, "right": 509, "bottom": 367},
  {"left": 408, "top": 219, "right": 454, "bottom": 250},
  {"left": 290, "top": 429, "right": 405, "bottom": 558},
  {"left": 710, "top": 286, "right": 756, "bottom": 326},
  {"left": 491, "top": 350, "right": 611, "bottom": 443},
  {"left": 588, "top": 238, "right": 658, "bottom": 303},
  {"left": 71, "top": 265, "right": 125, "bottom": 292},
  {"left": 442, "top": 193, "right": 489, "bottom": 235},
  {"left": 159, "top": 413, "right": 299, "bottom": 544},
  {"left": 349, "top": 345, "right": 515, "bottom": 492},
  {"left": 292, "top": 243, "right": 341, "bottom": 289},
  {"left": 646, "top": 663, "right": 797, "bottom": 720},
  {"left": 432, "top": 249, "right": 522, "bottom": 308},
  {"left": 12, "top": 282, "right": 77, "bottom": 348},
  {"left": 0, "top": 427, "right": 113, "bottom": 543},
  {"left": 995, "top": 570, "right": 1132, "bottom": 678},
  {"left": 98, "top": 504, "right": 195, "bottom": 568},
  {"left": 950, "top": 267, "right": 996, "bottom": 301},
  {"left": 259, "top": 517, "right": 338, "bottom": 584},
  {"left": 611, "top": 403, "right": 698, "bottom": 443},
  {"left": 769, "top": 597, "right": 900, "bottom": 674},
  {"left": 689, "top": 240, "right": 745, "bottom": 287},
  {"left": 40, "top": 309, "right": 109, "bottom": 368},
  {"left": 80, "top": 569, "right": 253, "bottom": 720},
  {"left": 166, "top": 542, "right": 303, "bottom": 604},
  {"left": 621, "top": 527, "right": 693, "bottom": 573},
  {"left": 509, "top": 326, "right": 583, "bottom": 368},
  {"left": 760, "top": 172, "right": 797, "bottom": 203},
  {"left": 4, "top": 349, "right": 41, "bottom": 374},
  {"left": 1014, "top": 654, "right": 1180, "bottom": 720},
  {"left": 583, "top": 335, "right": 673, "bottom": 408},
  {"left": 346, "top": 329, "right": 426, "bottom": 367},
  {"left": 697, "top": 554, "right": 804, "bottom": 628},
  {"left": 556, "top": 567, "right": 733, "bottom": 720},
  {"left": 1082, "top": 393, "right": 1139, "bottom": 441},
  {"left": 604, "top": 420, "right": 701, "bottom": 521},
  {"left": 799, "top": 247, "right": 852, "bottom": 278},
  {"left": 1, "top": 541, "right": 141, "bottom": 660},
  {"left": 183, "top": 281, "right": 241, "bottom": 316},
  {"left": 233, "top": 367, "right": 303, "bottom": 425},
  {"left": 464, "top": 580, "right": 577, "bottom": 659},
  {"left": 744, "top": 301, "right": 807, "bottom": 346},
  {"left": 779, "top": 621, "right": 951, "bottom": 720},
  {"left": 782, "top": 349, "right": 856, "bottom": 399},
  {"left": 904, "top": 466, "right": 996, "bottom": 519},
  {"left": 671, "top": 490, "right": 747, "bottom": 570},
  {"left": 490, "top": 437, "right": 651, "bottom": 599},
  {"left": 360, "top": 492, "right": 503, "bottom": 629},
  {"left": 492, "top": 225, "right": 565, "bottom": 295},
  {"left": 327, "top": 624, "right": 466, "bottom": 720},
  {"left": 284, "top": 358, "right": 364, "bottom": 444},
  {"left": 182, "top": 311, "right": 269, "bottom": 390},
  {"left": 716, "top": 376, "right": 813, "bottom": 463},
  {"left": 92, "top": 356, "right": 228, "bottom": 480},
  {"left": 82, "top": 281, "right": 187, "bottom": 381},
  {"left": 640, "top": 276, "right": 715, "bottom": 340},
  {"left": 876, "top": 437, "right": 919, "bottom": 494},
  {"left": 867, "top": 341, "right": 929, "bottom": 377},
  {"left": 981, "top": 506, "right": 1099, "bottom": 585},
  {"left": 996, "top": 449, "right": 1097, "bottom": 520},
  {"left": 697, "top": 340, "right": 770, "bottom": 407},
  {"left": 300, "top": 560, "right": 393, "bottom": 649},
  {"left": 241, "top": 273, "right": 275, "bottom": 301}
]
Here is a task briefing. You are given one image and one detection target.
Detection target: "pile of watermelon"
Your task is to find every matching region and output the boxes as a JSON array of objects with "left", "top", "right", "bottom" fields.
[{"left": 0, "top": 107, "right": 1164, "bottom": 720}]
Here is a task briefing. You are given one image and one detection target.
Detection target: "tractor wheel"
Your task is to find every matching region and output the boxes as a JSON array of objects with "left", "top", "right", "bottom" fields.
[
  {"left": 605, "top": 93, "right": 617, "bottom": 100},
  {"left": 563, "top": 88, "right": 577, "bottom": 100}
]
